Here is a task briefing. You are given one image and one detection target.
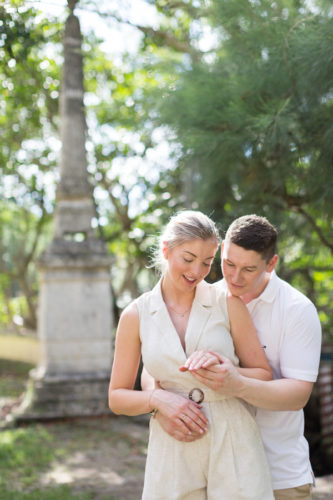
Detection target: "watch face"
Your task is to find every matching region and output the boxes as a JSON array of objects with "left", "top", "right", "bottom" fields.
[{"left": 189, "top": 387, "right": 204, "bottom": 403}]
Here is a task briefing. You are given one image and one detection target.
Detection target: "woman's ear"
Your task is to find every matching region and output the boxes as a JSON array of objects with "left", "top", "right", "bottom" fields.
[{"left": 162, "top": 241, "right": 169, "bottom": 259}]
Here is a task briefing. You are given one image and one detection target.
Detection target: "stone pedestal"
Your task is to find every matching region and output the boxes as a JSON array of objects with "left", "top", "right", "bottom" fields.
[
  {"left": 15, "top": 240, "right": 113, "bottom": 420},
  {"left": 19, "top": 371, "right": 110, "bottom": 420},
  {"left": 12, "top": 2, "right": 114, "bottom": 423}
]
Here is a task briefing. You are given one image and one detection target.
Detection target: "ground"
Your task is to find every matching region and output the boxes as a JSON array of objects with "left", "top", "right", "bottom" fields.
[
  {"left": 0, "top": 357, "right": 333, "bottom": 499},
  {"left": 38, "top": 415, "right": 149, "bottom": 500},
  {"left": 34, "top": 416, "right": 333, "bottom": 500},
  {"left": 1, "top": 410, "right": 333, "bottom": 499}
]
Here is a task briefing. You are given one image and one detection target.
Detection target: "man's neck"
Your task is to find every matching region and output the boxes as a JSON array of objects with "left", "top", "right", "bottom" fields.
[{"left": 240, "top": 273, "right": 271, "bottom": 304}]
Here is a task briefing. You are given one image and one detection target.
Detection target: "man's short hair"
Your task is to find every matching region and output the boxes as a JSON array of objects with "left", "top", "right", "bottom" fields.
[{"left": 225, "top": 215, "right": 277, "bottom": 262}]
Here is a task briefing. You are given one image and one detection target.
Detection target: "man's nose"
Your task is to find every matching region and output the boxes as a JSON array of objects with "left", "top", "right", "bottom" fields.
[{"left": 232, "top": 268, "right": 242, "bottom": 282}]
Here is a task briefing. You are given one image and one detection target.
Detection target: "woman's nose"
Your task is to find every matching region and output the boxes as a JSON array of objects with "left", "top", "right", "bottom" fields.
[{"left": 190, "top": 262, "right": 202, "bottom": 277}]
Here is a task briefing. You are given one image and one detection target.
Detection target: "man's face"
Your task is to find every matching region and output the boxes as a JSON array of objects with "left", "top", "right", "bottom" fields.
[{"left": 221, "top": 240, "right": 277, "bottom": 300}]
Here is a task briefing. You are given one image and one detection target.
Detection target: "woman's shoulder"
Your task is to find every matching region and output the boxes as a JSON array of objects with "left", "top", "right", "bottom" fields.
[
  {"left": 134, "top": 286, "right": 155, "bottom": 307},
  {"left": 119, "top": 300, "right": 139, "bottom": 323},
  {"left": 210, "top": 279, "right": 228, "bottom": 301},
  {"left": 196, "top": 279, "right": 229, "bottom": 312},
  {"left": 131, "top": 284, "right": 161, "bottom": 317}
]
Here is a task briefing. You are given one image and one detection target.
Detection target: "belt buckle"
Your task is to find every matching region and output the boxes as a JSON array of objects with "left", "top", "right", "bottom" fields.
[{"left": 189, "top": 387, "right": 204, "bottom": 404}]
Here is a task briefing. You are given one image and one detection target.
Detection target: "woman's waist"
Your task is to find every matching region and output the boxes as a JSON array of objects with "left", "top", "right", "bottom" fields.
[{"left": 159, "top": 381, "right": 230, "bottom": 403}]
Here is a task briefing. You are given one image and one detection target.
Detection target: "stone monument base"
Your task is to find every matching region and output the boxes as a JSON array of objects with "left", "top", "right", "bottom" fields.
[{"left": 13, "top": 367, "right": 110, "bottom": 422}]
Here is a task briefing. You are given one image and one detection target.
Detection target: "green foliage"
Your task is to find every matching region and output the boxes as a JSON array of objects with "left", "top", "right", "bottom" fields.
[
  {"left": 0, "top": 2, "right": 60, "bottom": 329},
  {"left": 0, "top": 426, "right": 54, "bottom": 486},
  {"left": 0, "top": 2, "right": 62, "bottom": 169},
  {"left": 0, "top": 0, "right": 191, "bottom": 322},
  {"left": 157, "top": 0, "right": 333, "bottom": 217},
  {"left": 152, "top": 0, "right": 333, "bottom": 339},
  {"left": 0, "top": 200, "right": 52, "bottom": 329},
  {"left": 0, "top": 0, "right": 331, "bottom": 338},
  {"left": 0, "top": 424, "right": 99, "bottom": 498},
  {"left": 81, "top": 27, "right": 191, "bottom": 305}
]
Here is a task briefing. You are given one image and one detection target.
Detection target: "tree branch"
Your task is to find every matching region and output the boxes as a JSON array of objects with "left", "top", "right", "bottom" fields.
[
  {"left": 295, "top": 206, "right": 333, "bottom": 252},
  {"left": 76, "top": 5, "right": 200, "bottom": 57},
  {"left": 135, "top": 24, "right": 199, "bottom": 56}
]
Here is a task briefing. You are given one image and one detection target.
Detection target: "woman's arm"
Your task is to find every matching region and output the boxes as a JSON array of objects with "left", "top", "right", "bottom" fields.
[
  {"left": 109, "top": 303, "right": 209, "bottom": 432},
  {"left": 227, "top": 295, "right": 272, "bottom": 381},
  {"left": 141, "top": 365, "right": 159, "bottom": 391},
  {"left": 108, "top": 302, "right": 156, "bottom": 415},
  {"left": 180, "top": 295, "right": 272, "bottom": 380}
]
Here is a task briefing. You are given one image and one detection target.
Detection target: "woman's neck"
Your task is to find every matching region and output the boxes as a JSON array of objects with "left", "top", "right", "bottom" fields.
[{"left": 161, "top": 276, "right": 195, "bottom": 311}]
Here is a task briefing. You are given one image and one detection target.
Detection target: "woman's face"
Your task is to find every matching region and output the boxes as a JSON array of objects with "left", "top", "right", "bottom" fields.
[{"left": 163, "top": 238, "right": 219, "bottom": 292}]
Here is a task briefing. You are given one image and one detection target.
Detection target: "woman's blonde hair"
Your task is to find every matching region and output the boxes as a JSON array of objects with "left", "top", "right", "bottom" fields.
[{"left": 151, "top": 210, "right": 220, "bottom": 274}]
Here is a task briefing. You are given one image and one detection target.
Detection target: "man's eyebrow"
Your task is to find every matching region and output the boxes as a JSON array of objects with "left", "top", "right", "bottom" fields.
[
  {"left": 184, "top": 250, "right": 215, "bottom": 260},
  {"left": 225, "top": 258, "right": 257, "bottom": 269}
]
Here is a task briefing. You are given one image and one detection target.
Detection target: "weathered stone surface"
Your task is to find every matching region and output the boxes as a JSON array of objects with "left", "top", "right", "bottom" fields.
[
  {"left": 16, "top": 371, "right": 110, "bottom": 419},
  {"left": 39, "top": 239, "right": 112, "bottom": 267},
  {"left": 16, "top": 3, "right": 114, "bottom": 421}
]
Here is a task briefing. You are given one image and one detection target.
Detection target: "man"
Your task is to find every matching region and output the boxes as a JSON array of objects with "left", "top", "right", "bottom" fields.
[{"left": 143, "top": 214, "right": 322, "bottom": 500}]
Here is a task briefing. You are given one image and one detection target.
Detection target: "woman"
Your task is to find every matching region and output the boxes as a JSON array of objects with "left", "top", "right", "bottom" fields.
[{"left": 109, "top": 210, "right": 273, "bottom": 499}]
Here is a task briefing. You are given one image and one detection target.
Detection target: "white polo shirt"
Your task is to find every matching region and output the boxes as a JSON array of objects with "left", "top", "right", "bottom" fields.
[{"left": 234, "top": 271, "right": 322, "bottom": 489}]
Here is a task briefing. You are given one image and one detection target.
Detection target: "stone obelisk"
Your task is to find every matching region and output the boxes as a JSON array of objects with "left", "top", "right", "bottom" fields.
[{"left": 17, "top": 0, "right": 113, "bottom": 419}]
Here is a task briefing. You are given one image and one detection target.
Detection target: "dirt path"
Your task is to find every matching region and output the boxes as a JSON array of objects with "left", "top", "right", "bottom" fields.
[
  {"left": 38, "top": 415, "right": 333, "bottom": 500},
  {"left": 313, "top": 476, "right": 333, "bottom": 500},
  {"left": 4, "top": 411, "right": 333, "bottom": 500},
  {"left": 39, "top": 415, "right": 149, "bottom": 500}
]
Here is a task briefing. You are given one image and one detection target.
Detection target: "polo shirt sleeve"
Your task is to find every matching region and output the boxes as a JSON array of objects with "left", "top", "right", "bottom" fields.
[{"left": 280, "top": 300, "right": 322, "bottom": 382}]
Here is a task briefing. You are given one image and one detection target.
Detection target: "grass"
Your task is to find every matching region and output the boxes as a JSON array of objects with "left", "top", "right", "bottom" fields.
[
  {"left": 0, "top": 422, "right": 104, "bottom": 499},
  {"left": 0, "top": 358, "right": 35, "bottom": 398},
  {"left": 0, "top": 485, "right": 96, "bottom": 500},
  {"left": 0, "top": 358, "right": 146, "bottom": 500},
  {"left": 0, "top": 427, "right": 96, "bottom": 499},
  {"left": 0, "top": 360, "right": 88, "bottom": 499}
]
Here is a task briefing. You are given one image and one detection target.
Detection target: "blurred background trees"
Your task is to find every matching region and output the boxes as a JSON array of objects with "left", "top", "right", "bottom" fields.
[
  {"left": 0, "top": 0, "right": 332, "bottom": 342},
  {"left": 150, "top": 0, "right": 333, "bottom": 341}
]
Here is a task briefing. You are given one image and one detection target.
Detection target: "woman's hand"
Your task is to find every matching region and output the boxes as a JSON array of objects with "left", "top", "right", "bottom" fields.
[
  {"left": 189, "top": 353, "right": 244, "bottom": 395},
  {"left": 179, "top": 350, "right": 222, "bottom": 372},
  {"left": 151, "top": 389, "right": 208, "bottom": 441}
]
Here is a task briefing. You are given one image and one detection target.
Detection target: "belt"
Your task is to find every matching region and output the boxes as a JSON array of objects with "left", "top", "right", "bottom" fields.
[{"left": 160, "top": 384, "right": 230, "bottom": 403}]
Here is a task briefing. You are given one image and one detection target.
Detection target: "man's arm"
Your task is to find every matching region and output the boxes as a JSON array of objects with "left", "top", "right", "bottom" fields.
[
  {"left": 238, "top": 377, "right": 313, "bottom": 410},
  {"left": 190, "top": 355, "right": 313, "bottom": 411},
  {"left": 192, "top": 296, "right": 321, "bottom": 411}
]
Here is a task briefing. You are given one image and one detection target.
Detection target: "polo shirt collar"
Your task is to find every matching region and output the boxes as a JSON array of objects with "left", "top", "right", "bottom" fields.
[{"left": 253, "top": 270, "right": 277, "bottom": 304}]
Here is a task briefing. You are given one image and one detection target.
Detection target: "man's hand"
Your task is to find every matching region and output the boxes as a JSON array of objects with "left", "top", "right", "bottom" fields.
[
  {"left": 151, "top": 389, "right": 208, "bottom": 442},
  {"left": 189, "top": 353, "right": 243, "bottom": 396}
]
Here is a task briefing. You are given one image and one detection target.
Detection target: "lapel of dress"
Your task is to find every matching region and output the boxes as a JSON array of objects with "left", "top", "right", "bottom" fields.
[
  {"left": 185, "top": 280, "right": 213, "bottom": 355},
  {"left": 148, "top": 279, "right": 187, "bottom": 363}
]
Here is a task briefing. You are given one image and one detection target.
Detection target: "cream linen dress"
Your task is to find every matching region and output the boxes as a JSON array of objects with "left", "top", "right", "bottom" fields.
[{"left": 136, "top": 279, "right": 273, "bottom": 500}]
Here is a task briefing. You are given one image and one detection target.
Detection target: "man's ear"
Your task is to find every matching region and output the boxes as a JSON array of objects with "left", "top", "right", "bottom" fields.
[{"left": 267, "top": 254, "right": 278, "bottom": 272}]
